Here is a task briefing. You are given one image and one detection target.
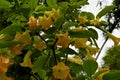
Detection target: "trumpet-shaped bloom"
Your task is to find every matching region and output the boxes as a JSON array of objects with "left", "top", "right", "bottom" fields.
[
  {"left": 107, "top": 32, "right": 120, "bottom": 46},
  {"left": 20, "top": 50, "right": 33, "bottom": 68},
  {"left": 86, "top": 49, "right": 96, "bottom": 60},
  {"left": 77, "top": 16, "right": 88, "bottom": 25},
  {"left": 9, "top": 32, "right": 31, "bottom": 55},
  {"left": 70, "top": 38, "right": 88, "bottom": 48},
  {"left": 34, "top": 38, "right": 46, "bottom": 51},
  {"left": 27, "top": 16, "right": 38, "bottom": 30},
  {"left": 52, "top": 62, "right": 70, "bottom": 79},
  {"left": 90, "top": 18, "right": 101, "bottom": 26},
  {"left": 68, "top": 56, "right": 83, "bottom": 64},
  {"left": 86, "top": 45, "right": 99, "bottom": 54},
  {"left": 97, "top": 68, "right": 109, "bottom": 80},
  {"left": 56, "top": 32, "right": 69, "bottom": 48},
  {"left": 38, "top": 15, "right": 54, "bottom": 30},
  {"left": 45, "top": 8, "right": 60, "bottom": 22}
]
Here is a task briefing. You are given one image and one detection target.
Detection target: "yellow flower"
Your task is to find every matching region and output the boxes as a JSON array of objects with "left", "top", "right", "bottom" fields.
[
  {"left": 90, "top": 18, "right": 101, "bottom": 26},
  {"left": 52, "top": 62, "right": 70, "bottom": 79},
  {"left": 86, "top": 49, "right": 96, "bottom": 60},
  {"left": 20, "top": 50, "right": 33, "bottom": 68},
  {"left": 34, "top": 38, "right": 46, "bottom": 51},
  {"left": 68, "top": 56, "right": 82, "bottom": 64},
  {"left": 9, "top": 32, "right": 31, "bottom": 55},
  {"left": 45, "top": 8, "right": 60, "bottom": 22},
  {"left": 27, "top": 16, "right": 38, "bottom": 30},
  {"left": 13, "top": 31, "right": 31, "bottom": 45},
  {"left": 86, "top": 45, "right": 99, "bottom": 54},
  {"left": 77, "top": 16, "right": 88, "bottom": 25},
  {"left": 38, "top": 15, "right": 54, "bottom": 30},
  {"left": 106, "top": 32, "right": 120, "bottom": 46},
  {"left": 70, "top": 38, "right": 88, "bottom": 48},
  {"left": 72, "top": 27, "right": 86, "bottom": 32},
  {"left": 97, "top": 68, "right": 109, "bottom": 80},
  {"left": 56, "top": 32, "right": 69, "bottom": 48}
]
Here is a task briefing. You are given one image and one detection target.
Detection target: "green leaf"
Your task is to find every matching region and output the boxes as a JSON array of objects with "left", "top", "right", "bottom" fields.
[
  {"left": 0, "top": 41, "right": 21, "bottom": 48},
  {"left": 80, "top": 12, "right": 95, "bottom": 20},
  {"left": 62, "top": 22, "right": 77, "bottom": 30},
  {"left": 69, "top": 29, "right": 98, "bottom": 39},
  {"left": 103, "top": 70, "right": 120, "bottom": 80},
  {"left": 29, "top": 0, "right": 38, "bottom": 10},
  {"left": 38, "top": 69, "right": 46, "bottom": 79},
  {"left": 0, "top": 23, "right": 21, "bottom": 35},
  {"left": 32, "top": 55, "right": 47, "bottom": 73},
  {"left": 96, "top": 5, "right": 116, "bottom": 18},
  {"left": 76, "top": 0, "right": 89, "bottom": 7},
  {"left": 70, "top": 0, "right": 77, "bottom": 4},
  {"left": 46, "top": 0, "right": 57, "bottom": 7},
  {"left": 83, "top": 60, "right": 98, "bottom": 76},
  {"left": 35, "top": 5, "right": 46, "bottom": 12},
  {"left": 0, "top": 0, "right": 11, "bottom": 9}
]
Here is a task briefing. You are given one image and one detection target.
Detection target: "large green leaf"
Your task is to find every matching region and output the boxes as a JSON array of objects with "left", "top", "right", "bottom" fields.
[
  {"left": 80, "top": 12, "right": 95, "bottom": 20},
  {"left": 62, "top": 22, "right": 77, "bottom": 30},
  {"left": 103, "top": 71, "right": 120, "bottom": 80},
  {"left": 69, "top": 29, "right": 98, "bottom": 39},
  {"left": 0, "top": 0, "right": 11, "bottom": 9},
  {"left": 32, "top": 55, "right": 47, "bottom": 73},
  {"left": 96, "top": 5, "right": 116, "bottom": 18},
  {"left": 0, "top": 23, "right": 21, "bottom": 35},
  {"left": 0, "top": 41, "right": 21, "bottom": 48},
  {"left": 38, "top": 69, "right": 46, "bottom": 79},
  {"left": 83, "top": 60, "right": 98, "bottom": 76},
  {"left": 46, "top": 0, "right": 57, "bottom": 7},
  {"left": 74, "top": 75, "right": 85, "bottom": 80},
  {"left": 29, "top": 0, "right": 38, "bottom": 10}
]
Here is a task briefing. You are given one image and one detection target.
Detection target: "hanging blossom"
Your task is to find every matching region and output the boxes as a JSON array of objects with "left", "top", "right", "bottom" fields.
[
  {"left": 77, "top": 16, "right": 88, "bottom": 25},
  {"left": 86, "top": 49, "right": 96, "bottom": 61},
  {"left": 56, "top": 32, "right": 70, "bottom": 48},
  {"left": 9, "top": 31, "right": 31, "bottom": 55},
  {"left": 33, "top": 38, "right": 46, "bottom": 51},
  {"left": 52, "top": 62, "right": 70, "bottom": 79},
  {"left": 38, "top": 8, "right": 61, "bottom": 30},
  {"left": 27, "top": 16, "right": 38, "bottom": 30},
  {"left": 90, "top": 18, "right": 101, "bottom": 26},
  {"left": 96, "top": 68, "right": 109, "bottom": 80},
  {"left": 68, "top": 56, "right": 83, "bottom": 64},
  {"left": 70, "top": 38, "right": 88, "bottom": 48},
  {"left": 106, "top": 32, "right": 120, "bottom": 46},
  {"left": 20, "top": 50, "right": 33, "bottom": 68}
]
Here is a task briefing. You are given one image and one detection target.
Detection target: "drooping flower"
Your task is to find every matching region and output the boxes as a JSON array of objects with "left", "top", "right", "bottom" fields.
[
  {"left": 86, "top": 49, "right": 96, "bottom": 60},
  {"left": 45, "top": 8, "right": 61, "bottom": 22},
  {"left": 27, "top": 16, "right": 38, "bottom": 30},
  {"left": 90, "top": 18, "right": 101, "bottom": 26},
  {"left": 9, "top": 31, "right": 31, "bottom": 55},
  {"left": 68, "top": 56, "right": 83, "bottom": 64},
  {"left": 86, "top": 45, "right": 99, "bottom": 54},
  {"left": 52, "top": 62, "right": 70, "bottom": 79},
  {"left": 97, "top": 68, "right": 109, "bottom": 80},
  {"left": 38, "top": 15, "right": 54, "bottom": 30},
  {"left": 56, "top": 32, "right": 69, "bottom": 48},
  {"left": 34, "top": 38, "right": 46, "bottom": 51},
  {"left": 70, "top": 38, "right": 88, "bottom": 48},
  {"left": 106, "top": 32, "right": 120, "bottom": 46},
  {"left": 20, "top": 50, "right": 33, "bottom": 68},
  {"left": 77, "top": 16, "right": 88, "bottom": 25}
]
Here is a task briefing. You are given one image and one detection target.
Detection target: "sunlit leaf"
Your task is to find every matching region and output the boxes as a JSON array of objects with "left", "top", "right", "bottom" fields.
[
  {"left": 32, "top": 55, "right": 47, "bottom": 73},
  {"left": 29, "top": 0, "right": 38, "bottom": 10},
  {"left": 83, "top": 60, "right": 98, "bottom": 76},
  {"left": 46, "top": 0, "right": 57, "bottom": 7},
  {"left": 80, "top": 12, "right": 95, "bottom": 20},
  {"left": 38, "top": 69, "right": 46, "bottom": 79},
  {"left": 96, "top": 5, "right": 116, "bottom": 18},
  {"left": 0, "top": 0, "right": 11, "bottom": 9},
  {"left": 0, "top": 41, "right": 21, "bottom": 48},
  {"left": 0, "top": 23, "right": 21, "bottom": 35}
]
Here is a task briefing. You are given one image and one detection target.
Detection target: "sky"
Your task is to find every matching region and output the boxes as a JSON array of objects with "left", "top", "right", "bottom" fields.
[{"left": 81, "top": 0, "right": 120, "bottom": 66}]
